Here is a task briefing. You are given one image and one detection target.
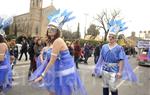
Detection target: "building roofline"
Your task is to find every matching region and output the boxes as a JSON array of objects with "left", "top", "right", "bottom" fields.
[{"left": 14, "top": 12, "right": 29, "bottom": 18}]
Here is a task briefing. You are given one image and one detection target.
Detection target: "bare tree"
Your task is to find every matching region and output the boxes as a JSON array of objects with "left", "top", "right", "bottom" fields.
[{"left": 95, "top": 9, "right": 121, "bottom": 41}]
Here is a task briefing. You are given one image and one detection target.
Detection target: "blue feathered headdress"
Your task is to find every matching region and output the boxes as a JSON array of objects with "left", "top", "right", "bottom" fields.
[
  {"left": 0, "top": 16, "right": 13, "bottom": 36},
  {"left": 107, "top": 19, "right": 128, "bottom": 35},
  {"left": 47, "top": 9, "right": 75, "bottom": 29}
]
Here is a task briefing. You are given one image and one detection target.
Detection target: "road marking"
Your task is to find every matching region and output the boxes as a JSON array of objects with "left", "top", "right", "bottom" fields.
[
  {"left": 116, "top": 66, "right": 139, "bottom": 88},
  {"left": 108, "top": 66, "right": 139, "bottom": 95},
  {"left": 13, "top": 75, "right": 26, "bottom": 79},
  {"left": 14, "top": 65, "right": 29, "bottom": 69}
]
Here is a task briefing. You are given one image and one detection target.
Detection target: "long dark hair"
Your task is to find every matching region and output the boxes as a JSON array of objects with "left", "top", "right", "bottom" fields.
[
  {"left": 35, "top": 38, "right": 41, "bottom": 46},
  {"left": 0, "top": 35, "right": 5, "bottom": 43},
  {"left": 46, "top": 27, "right": 61, "bottom": 44}
]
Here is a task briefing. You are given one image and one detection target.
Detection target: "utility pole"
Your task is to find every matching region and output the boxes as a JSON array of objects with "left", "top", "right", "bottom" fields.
[{"left": 84, "top": 13, "right": 88, "bottom": 38}]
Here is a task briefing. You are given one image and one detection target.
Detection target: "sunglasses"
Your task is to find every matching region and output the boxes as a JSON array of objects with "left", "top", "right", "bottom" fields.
[
  {"left": 108, "top": 36, "right": 115, "bottom": 39},
  {"left": 48, "top": 26, "right": 58, "bottom": 33}
]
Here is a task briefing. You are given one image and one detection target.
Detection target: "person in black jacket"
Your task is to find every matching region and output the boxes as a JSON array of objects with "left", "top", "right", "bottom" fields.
[
  {"left": 18, "top": 38, "right": 28, "bottom": 61},
  {"left": 94, "top": 41, "right": 103, "bottom": 64},
  {"left": 27, "top": 37, "right": 37, "bottom": 78},
  {"left": 66, "top": 41, "right": 74, "bottom": 56}
]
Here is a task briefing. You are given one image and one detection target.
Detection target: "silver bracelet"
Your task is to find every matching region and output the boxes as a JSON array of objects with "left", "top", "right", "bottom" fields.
[
  {"left": 41, "top": 72, "right": 45, "bottom": 77},
  {"left": 51, "top": 53, "right": 57, "bottom": 57}
]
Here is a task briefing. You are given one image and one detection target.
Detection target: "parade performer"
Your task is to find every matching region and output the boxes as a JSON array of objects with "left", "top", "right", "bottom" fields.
[
  {"left": 0, "top": 16, "right": 13, "bottom": 94},
  {"left": 117, "top": 33, "right": 127, "bottom": 47},
  {"left": 94, "top": 19, "right": 137, "bottom": 95},
  {"left": 30, "top": 9, "right": 87, "bottom": 95}
]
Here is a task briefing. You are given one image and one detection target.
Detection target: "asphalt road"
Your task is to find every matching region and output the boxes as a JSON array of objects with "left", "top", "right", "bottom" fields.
[{"left": 6, "top": 56, "right": 150, "bottom": 95}]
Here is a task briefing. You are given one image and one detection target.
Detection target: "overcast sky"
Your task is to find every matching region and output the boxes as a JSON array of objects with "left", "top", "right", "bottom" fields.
[{"left": 0, "top": 0, "right": 150, "bottom": 37}]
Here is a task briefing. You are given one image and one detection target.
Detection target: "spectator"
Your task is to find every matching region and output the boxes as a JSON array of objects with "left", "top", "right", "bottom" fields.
[
  {"left": 66, "top": 41, "right": 74, "bottom": 56},
  {"left": 73, "top": 40, "right": 81, "bottom": 69},
  {"left": 18, "top": 38, "right": 28, "bottom": 61},
  {"left": 94, "top": 41, "right": 103, "bottom": 64}
]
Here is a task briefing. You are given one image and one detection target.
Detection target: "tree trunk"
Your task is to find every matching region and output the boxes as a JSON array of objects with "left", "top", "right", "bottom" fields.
[{"left": 104, "top": 32, "right": 109, "bottom": 41}]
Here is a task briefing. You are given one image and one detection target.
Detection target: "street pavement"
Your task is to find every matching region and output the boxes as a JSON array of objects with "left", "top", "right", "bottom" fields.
[{"left": 6, "top": 56, "right": 150, "bottom": 95}]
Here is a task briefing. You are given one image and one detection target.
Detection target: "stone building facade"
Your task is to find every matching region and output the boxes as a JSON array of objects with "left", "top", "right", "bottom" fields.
[
  {"left": 127, "top": 32, "right": 139, "bottom": 47},
  {"left": 9, "top": 0, "right": 56, "bottom": 37}
]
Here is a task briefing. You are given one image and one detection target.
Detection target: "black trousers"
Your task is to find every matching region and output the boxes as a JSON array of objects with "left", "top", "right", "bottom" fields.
[
  {"left": 18, "top": 51, "right": 28, "bottom": 60},
  {"left": 28, "top": 58, "right": 36, "bottom": 78},
  {"left": 74, "top": 56, "right": 80, "bottom": 69}
]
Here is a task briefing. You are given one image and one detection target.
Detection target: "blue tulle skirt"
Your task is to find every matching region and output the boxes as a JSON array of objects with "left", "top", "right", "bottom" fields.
[
  {"left": 29, "top": 58, "right": 49, "bottom": 81},
  {"left": 0, "top": 67, "right": 9, "bottom": 86},
  {"left": 54, "top": 72, "right": 87, "bottom": 95},
  {"left": 30, "top": 63, "right": 87, "bottom": 95},
  {"left": 30, "top": 50, "right": 87, "bottom": 95},
  {"left": 35, "top": 56, "right": 42, "bottom": 68},
  {"left": 0, "top": 61, "right": 12, "bottom": 92}
]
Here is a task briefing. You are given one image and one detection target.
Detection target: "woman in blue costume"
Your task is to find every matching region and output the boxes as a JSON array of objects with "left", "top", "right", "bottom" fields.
[
  {"left": 32, "top": 9, "right": 87, "bottom": 95},
  {"left": 0, "top": 16, "right": 13, "bottom": 94},
  {"left": 0, "top": 35, "right": 12, "bottom": 94},
  {"left": 94, "top": 19, "right": 137, "bottom": 95}
]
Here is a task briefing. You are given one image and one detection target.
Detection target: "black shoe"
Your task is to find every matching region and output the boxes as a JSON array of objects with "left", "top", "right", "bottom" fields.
[
  {"left": 103, "top": 88, "right": 109, "bottom": 95},
  {"left": 99, "top": 75, "right": 102, "bottom": 78},
  {"left": 12, "top": 78, "right": 14, "bottom": 81},
  {"left": 92, "top": 73, "right": 95, "bottom": 77},
  {"left": 111, "top": 90, "right": 118, "bottom": 95}
]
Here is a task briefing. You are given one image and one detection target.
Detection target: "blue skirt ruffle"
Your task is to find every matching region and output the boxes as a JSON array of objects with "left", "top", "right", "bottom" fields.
[
  {"left": 35, "top": 56, "right": 42, "bottom": 68},
  {"left": 30, "top": 63, "right": 87, "bottom": 95},
  {"left": 0, "top": 65, "right": 12, "bottom": 92}
]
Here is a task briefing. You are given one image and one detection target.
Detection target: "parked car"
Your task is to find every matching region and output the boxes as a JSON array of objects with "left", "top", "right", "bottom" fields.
[{"left": 137, "top": 49, "right": 150, "bottom": 66}]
